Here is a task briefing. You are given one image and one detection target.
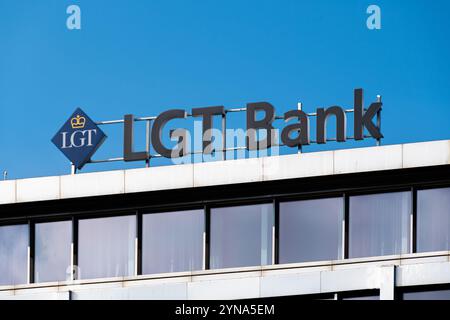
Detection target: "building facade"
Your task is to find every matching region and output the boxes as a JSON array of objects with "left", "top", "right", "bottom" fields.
[{"left": 1, "top": 139, "right": 450, "bottom": 300}]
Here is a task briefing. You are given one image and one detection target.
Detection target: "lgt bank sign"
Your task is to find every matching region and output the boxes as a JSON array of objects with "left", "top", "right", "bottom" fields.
[{"left": 52, "top": 89, "right": 382, "bottom": 170}]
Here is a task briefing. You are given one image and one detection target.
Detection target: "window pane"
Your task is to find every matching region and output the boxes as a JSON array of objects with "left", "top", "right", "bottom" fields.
[
  {"left": 341, "top": 293, "right": 380, "bottom": 300},
  {"left": 417, "top": 188, "right": 450, "bottom": 253},
  {"left": 403, "top": 289, "right": 450, "bottom": 300},
  {"left": 143, "top": 210, "right": 204, "bottom": 274},
  {"left": 280, "top": 198, "right": 343, "bottom": 264},
  {"left": 35, "top": 221, "right": 72, "bottom": 283},
  {"left": 210, "top": 203, "right": 273, "bottom": 269},
  {"left": 0, "top": 224, "right": 28, "bottom": 286},
  {"left": 349, "top": 192, "right": 410, "bottom": 259},
  {"left": 78, "top": 216, "right": 135, "bottom": 280}
]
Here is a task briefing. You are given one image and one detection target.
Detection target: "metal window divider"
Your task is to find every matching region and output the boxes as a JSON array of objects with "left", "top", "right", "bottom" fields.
[
  {"left": 28, "top": 220, "right": 35, "bottom": 284},
  {"left": 411, "top": 187, "right": 417, "bottom": 254},
  {"left": 204, "top": 205, "right": 211, "bottom": 270},
  {"left": 72, "top": 216, "right": 79, "bottom": 281},
  {"left": 343, "top": 193, "right": 350, "bottom": 259},
  {"left": 273, "top": 199, "right": 280, "bottom": 265},
  {"left": 136, "top": 211, "right": 143, "bottom": 276}
]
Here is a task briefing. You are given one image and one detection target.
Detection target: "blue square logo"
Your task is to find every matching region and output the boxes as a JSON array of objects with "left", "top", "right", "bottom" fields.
[{"left": 51, "top": 108, "right": 107, "bottom": 170}]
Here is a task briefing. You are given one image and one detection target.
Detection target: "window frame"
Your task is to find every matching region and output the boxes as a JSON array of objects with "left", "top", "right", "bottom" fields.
[
  {"left": 346, "top": 189, "right": 413, "bottom": 259},
  {"left": 1, "top": 178, "right": 450, "bottom": 285},
  {"left": 209, "top": 200, "right": 275, "bottom": 269},
  {"left": 278, "top": 196, "right": 345, "bottom": 263},
  {"left": 141, "top": 207, "right": 206, "bottom": 274}
]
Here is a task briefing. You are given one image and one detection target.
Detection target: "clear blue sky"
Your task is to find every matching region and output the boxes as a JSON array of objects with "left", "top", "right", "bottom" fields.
[{"left": 0, "top": 0, "right": 449, "bottom": 179}]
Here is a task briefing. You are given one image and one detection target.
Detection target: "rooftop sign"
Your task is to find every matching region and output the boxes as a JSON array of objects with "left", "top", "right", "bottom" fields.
[
  {"left": 52, "top": 89, "right": 382, "bottom": 170},
  {"left": 51, "top": 108, "right": 107, "bottom": 170}
]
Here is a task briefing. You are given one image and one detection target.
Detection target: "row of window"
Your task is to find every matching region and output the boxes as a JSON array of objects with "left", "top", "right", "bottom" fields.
[{"left": 1, "top": 187, "right": 450, "bottom": 286}]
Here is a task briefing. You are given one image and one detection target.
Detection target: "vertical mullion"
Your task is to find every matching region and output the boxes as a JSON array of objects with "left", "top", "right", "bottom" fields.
[
  {"left": 344, "top": 193, "right": 350, "bottom": 259},
  {"left": 411, "top": 187, "right": 417, "bottom": 254},
  {"left": 136, "top": 212, "right": 143, "bottom": 276},
  {"left": 204, "top": 205, "right": 211, "bottom": 270},
  {"left": 274, "top": 199, "right": 280, "bottom": 265},
  {"left": 72, "top": 217, "right": 78, "bottom": 281},
  {"left": 28, "top": 220, "right": 35, "bottom": 284}
]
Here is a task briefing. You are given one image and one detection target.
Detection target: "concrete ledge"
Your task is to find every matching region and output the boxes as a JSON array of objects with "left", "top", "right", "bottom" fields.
[
  {"left": 16, "top": 176, "right": 59, "bottom": 203},
  {"left": 125, "top": 164, "right": 193, "bottom": 193},
  {"left": 397, "top": 261, "right": 450, "bottom": 287},
  {"left": 1, "top": 139, "right": 450, "bottom": 205},
  {"left": 263, "top": 151, "right": 334, "bottom": 181},
  {"left": 0, "top": 180, "right": 15, "bottom": 204},
  {"left": 403, "top": 140, "right": 450, "bottom": 168},
  {"left": 2, "top": 251, "right": 450, "bottom": 300},
  {"left": 193, "top": 158, "right": 263, "bottom": 187},
  {"left": 60, "top": 170, "right": 125, "bottom": 199},
  {"left": 334, "top": 144, "right": 403, "bottom": 174}
]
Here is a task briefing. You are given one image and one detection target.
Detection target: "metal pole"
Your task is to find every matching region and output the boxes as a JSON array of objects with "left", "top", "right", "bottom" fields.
[
  {"left": 70, "top": 163, "right": 76, "bottom": 175},
  {"left": 145, "top": 119, "right": 151, "bottom": 168},
  {"left": 222, "top": 113, "right": 227, "bottom": 161},
  {"left": 297, "top": 102, "right": 303, "bottom": 154},
  {"left": 2, "top": 171, "right": 7, "bottom": 180},
  {"left": 376, "top": 95, "right": 382, "bottom": 146}
]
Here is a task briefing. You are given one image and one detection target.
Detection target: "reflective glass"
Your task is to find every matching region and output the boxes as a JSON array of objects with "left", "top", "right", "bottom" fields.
[
  {"left": 78, "top": 216, "right": 135, "bottom": 279},
  {"left": 417, "top": 188, "right": 450, "bottom": 253},
  {"left": 143, "top": 210, "right": 204, "bottom": 274},
  {"left": 35, "top": 221, "right": 72, "bottom": 283},
  {"left": 403, "top": 289, "right": 450, "bottom": 300},
  {"left": 210, "top": 204, "right": 273, "bottom": 269},
  {"left": 349, "top": 192, "right": 410, "bottom": 258},
  {"left": 280, "top": 198, "right": 343, "bottom": 263},
  {"left": 0, "top": 224, "right": 28, "bottom": 286}
]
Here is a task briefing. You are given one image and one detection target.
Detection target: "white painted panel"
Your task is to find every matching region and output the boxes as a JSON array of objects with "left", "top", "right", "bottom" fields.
[
  {"left": 60, "top": 170, "right": 124, "bottom": 199},
  {"left": 379, "top": 266, "right": 395, "bottom": 300},
  {"left": 397, "top": 262, "right": 450, "bottom": 287},
  {"left": 188, "top": 277, "right": 260, "bottom": 300},
  {"left": 191, "top": 270, "right": 261, "bottom": 282},
  {"left": 263, "top": 152, "right": 334, "bottom": 181},
  {"left": 16, "top": 177, "right": 60, "bottom": 203},
  {"left": 127, "top": 283, "right": 188, "bottom": 300},
  {"left": 400, "top": 255, "right": 448, "bottom": 266},
  {"left": 125, "top": 164, "right": 193, "bottom": 193},
  {"left": 321, "top": 267, "right": 380, "bottom": 293},
  {"left": 71, "top": 287, "right": 128, "bottom": 300},
  {"left": 260, "top": 271, "right": 321, "bottom": 297},
  {"left": 193, "top": 158, "right": 263, "bottom": 187},
  {"left": 403, "top": 140, "right": 450, "bottom": 168},
  {"left": 334, "top": 145, "right": 403, "bottom": 174},
  {"left": 0, "top": 290, "right": 14, "bottom": 299},
  {"left": 0, "top": 181, "right": 15, "bottom": 204},
  {"left": 1, "top": 292, "right": 69, "bottom": 300}
]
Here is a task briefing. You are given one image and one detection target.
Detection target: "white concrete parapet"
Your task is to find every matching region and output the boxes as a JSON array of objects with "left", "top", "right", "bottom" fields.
[{"left": 1, "top": 139, "right": 449, "bottom": 204}]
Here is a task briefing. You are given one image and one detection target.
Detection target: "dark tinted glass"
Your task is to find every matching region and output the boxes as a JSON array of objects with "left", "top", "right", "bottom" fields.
[
  {"left": 35, "top": 221, "right": 72, "bottom": 283},
  {"left": 403, "top": 289, "right": 450, "bottom": 300},
  {"left": 143, "top": 210, "right": 204, "bottom": 274},
  {"left": 210, "top": 204, "right": 273, "bottom": 269},
  {"left": 280, "top": 198, "right": 343, "bottom": 263},
  {"left": 0, "top": 224, "right": 28, "bottom": 286},
  {"left": 349, "top": 192, "right": 410, "bottom": 258},
  {"left": 78, "top": 216, "right": 136, "bottom": 279},
  {"left": 417, "top": 188, "right": 450, "bottom": 253}
]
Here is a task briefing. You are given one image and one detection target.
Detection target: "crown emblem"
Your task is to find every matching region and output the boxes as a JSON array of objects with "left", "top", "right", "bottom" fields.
[{"left": 71, "top": 115, "right": 86, "bottom": 129}]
